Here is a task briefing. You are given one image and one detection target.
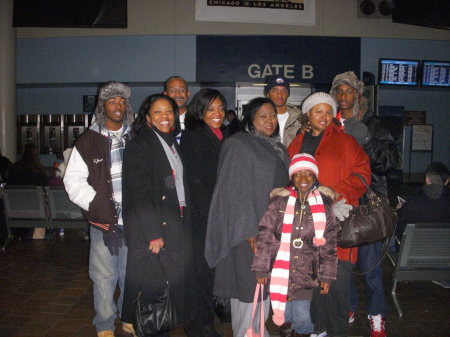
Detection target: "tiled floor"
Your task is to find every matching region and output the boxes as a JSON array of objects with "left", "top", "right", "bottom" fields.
[{"left": 0, "top": 229, "right": 449, "bottom": 337}]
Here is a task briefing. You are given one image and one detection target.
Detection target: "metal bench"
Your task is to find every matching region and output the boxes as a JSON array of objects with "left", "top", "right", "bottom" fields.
[
  {"left": 0, "top": 185, "right": 88, "bottom": 251},
  {"left": 45, "top": 186, "right": 88, "bottom": 230},
  {"left": 387, "top": 223, "right": 450, "bottom": 317},
  {"left": 0, "top": 185, "right": 49, "bottom": 251}
]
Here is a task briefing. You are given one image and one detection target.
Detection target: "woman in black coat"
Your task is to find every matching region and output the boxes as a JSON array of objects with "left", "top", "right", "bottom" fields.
[
  {"left": 122, "top": 94, "right": 197, "bottom": 336},
  {"left": 205, "top": 97, "right": 290, "bottom": 337},
  {"left": 180, "top": 88, "right": 227, "bottom": 337}
]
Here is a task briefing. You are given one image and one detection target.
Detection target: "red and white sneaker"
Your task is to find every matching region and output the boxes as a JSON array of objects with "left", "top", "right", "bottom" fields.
[
  {"left": 349, "top": 311, "right": 355, "bottom": 324},
  {"left": 368, "top": 314, "right": 386, "bottom": 337}
]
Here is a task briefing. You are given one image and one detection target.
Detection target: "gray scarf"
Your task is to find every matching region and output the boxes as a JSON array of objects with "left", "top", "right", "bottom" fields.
[
  {"left": 154, "top": 130, "right": 186, "bottom": 208},
  {"left": 248, "top": 128, "right": 287, "bottom": 162}
]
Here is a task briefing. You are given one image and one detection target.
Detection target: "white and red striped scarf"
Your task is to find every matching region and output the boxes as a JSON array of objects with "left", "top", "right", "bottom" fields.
[{"left": 269, "top": 185, "right": 327, "bottom": 326}]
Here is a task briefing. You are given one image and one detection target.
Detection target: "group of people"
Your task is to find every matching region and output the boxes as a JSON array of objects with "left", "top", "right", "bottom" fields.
[{"left": 62, "top": 71, "right": 400, "bottom": 337}]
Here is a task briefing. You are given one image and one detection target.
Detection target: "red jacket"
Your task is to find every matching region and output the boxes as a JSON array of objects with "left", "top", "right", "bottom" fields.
[{"left": 288, "top": 124, "right": 371, "bottom": 263}]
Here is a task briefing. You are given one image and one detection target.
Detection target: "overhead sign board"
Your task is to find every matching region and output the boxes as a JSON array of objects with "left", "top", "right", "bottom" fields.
[{"left": 196, "top": 35, "right": 360, "bottom": 84}]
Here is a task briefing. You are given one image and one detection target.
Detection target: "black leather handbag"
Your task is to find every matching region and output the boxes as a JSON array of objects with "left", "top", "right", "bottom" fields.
[
  {"left": 133, "top": 255, "right": 179, "bottom": 337},
  {"left": 337, "top": 173, "right": 397, "bottom": 248}
]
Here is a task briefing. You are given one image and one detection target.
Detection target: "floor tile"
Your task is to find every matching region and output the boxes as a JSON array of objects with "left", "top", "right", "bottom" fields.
[{"left": 1, "top": 225, "right": 449, "bottom": 337}]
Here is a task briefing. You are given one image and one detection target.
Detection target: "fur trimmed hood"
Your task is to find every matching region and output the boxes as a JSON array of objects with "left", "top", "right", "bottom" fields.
[{"left": 270, "top": 185, "right": 337, "bottom": 201}]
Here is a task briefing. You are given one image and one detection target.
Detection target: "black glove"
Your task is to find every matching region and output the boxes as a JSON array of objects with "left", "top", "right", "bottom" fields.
[{"left": 102, "top": 224, "right": 124, "bottom": 256}]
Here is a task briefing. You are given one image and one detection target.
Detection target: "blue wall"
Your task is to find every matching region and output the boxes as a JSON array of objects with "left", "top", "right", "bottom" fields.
[
  {"left": 17, "top": 35, "right": 196, "bottom": 83},
  {"left": 17, "top": 35, "right": 450, "bottom": 170},
  {"left": 361, "top": 38, "right": 450, "bottom": 171}
]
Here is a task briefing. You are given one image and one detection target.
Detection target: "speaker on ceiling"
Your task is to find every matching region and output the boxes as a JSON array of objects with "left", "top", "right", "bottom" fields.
[{"left": 357, "top": 0, "right": 395, "bottom": 18}]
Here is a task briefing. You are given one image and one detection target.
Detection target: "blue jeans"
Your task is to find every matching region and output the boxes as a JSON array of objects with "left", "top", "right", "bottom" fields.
[
  {"left": 350, "top": 241, "right": 386, "bottom": 316},
  {"left": 89, "top": 227, "right": 128, "bottom": 331},
  {"left": 285, "top": 300, "right": 314, "bottom": 334}
]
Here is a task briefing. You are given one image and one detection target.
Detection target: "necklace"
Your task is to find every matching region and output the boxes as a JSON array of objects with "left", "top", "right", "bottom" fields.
[{"left": 292, "top": 193, "right": 308, "bottom": 249}]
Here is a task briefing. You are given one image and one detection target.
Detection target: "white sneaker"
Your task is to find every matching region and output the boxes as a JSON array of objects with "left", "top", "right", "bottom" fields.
[
  {"left": 349, "top": 311, "right": 355, "bottom": 324},
  {"left": 311, "top": 332, "right": 328, "bottom": 337},
  {"left": 368, "top": 314, "right": 386, "bottom": 337}
]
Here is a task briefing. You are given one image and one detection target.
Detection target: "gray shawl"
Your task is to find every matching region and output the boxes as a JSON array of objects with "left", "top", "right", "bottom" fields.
[{"left": 205, "top": 131, "right": 289, "bottom": 269}]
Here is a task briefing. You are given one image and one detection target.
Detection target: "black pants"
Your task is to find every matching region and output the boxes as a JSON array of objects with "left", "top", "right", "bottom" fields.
[
  {"left": 311, "top": 260, "right": 354, "bottom": 337},
  {"left": 185, "top": 216, "right": 216, "bottom": 335}
]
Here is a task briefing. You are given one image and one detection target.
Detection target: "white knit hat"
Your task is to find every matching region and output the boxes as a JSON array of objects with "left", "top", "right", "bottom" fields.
[
  {"left": 289, "top": 153, "right": 319, "bottom": 178},
  {"left": 301, "top": 92, "right": 337, "bottom": 117}
]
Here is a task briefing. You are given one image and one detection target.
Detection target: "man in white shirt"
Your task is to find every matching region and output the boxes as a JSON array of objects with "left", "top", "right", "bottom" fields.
[
  {"left": 164, "top": 76, "right": 190, "bottom": 143},
  {"left": 264, "top": 75, "right": 302, "bottom": 147}
]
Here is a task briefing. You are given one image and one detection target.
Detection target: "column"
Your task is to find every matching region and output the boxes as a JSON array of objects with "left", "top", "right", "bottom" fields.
[{"left": 0, "top": 0, "right": 17, "bottom": 161}]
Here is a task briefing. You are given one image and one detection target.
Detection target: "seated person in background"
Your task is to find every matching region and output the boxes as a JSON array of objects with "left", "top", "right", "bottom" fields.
[
  {"left": 396, "top": 162, "right": 450, "bottom": 289},
  {"left": 0, "top": 148, "right": 12, "bottom": 183},
  {"left": 396, "top": 162, "right": 450, "bottom": 239},
  {"left": 7, "top": 143, "right": 48, "bottom": 239},
  {"left": 7, "top": 143, "right": 47, "bottom": 187}
]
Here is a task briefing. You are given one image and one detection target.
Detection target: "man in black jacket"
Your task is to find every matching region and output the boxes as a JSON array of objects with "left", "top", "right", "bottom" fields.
[
  {"left": 64, "top": 81, "right": 134, "bottom": 337},
  {"left": 397, "top": 162, "right": 450, "bottom": 237},
  {"left": 328, "top": 71, "right": 399, "bottom": 337}
]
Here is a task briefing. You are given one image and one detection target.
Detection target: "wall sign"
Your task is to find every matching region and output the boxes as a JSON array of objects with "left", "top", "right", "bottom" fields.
[
  {"left": 195, "top": 0, "right": 315, "bottom": 26},
  {"left": 83, "top": 95, "right": 97, "bottom": 113},
  {"left": 411, "top": 124, "right": 433, "bottom": 151},
  {"left": 404, "top": 110, "right": 426, "bottom": 125},
  {"left": 196, "top": 35, "right": 360, "bottom": 84}
]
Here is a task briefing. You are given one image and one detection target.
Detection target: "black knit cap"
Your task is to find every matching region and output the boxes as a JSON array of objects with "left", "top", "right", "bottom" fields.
[{"left": 264, "top": 75, "right": 290, "bottom": 95}]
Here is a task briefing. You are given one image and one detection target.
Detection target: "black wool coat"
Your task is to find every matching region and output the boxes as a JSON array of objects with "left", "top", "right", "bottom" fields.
[
  {"left": 180, "top": 125, "right": 224, "bottom": 222},
  {"left": 180, "top": 125, "right": 225, "bottom": 328},
  {"left": 121, "top": 125, "right": 197, "bottom": 324},
  {"left": 180, "top": 125, "right": 225, "bottom": 261}
]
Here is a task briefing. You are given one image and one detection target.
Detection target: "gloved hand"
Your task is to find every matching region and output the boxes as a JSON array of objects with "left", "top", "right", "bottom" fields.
[
  {"left": 102, "top": 224, "right": 124, "bottom": 256},
  {"left": 333, "top": 199, "right": 353, "bottom": 221}
]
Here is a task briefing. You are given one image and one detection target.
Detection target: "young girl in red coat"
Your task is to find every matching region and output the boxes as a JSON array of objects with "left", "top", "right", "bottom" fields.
[{"left": 252, "top": 153, "right": 338, "bottom": 337}]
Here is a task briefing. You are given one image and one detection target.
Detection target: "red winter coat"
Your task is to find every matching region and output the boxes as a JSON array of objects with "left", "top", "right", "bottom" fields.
[{"left": 288, "top": 124, "right": 371, "bottom": 263}]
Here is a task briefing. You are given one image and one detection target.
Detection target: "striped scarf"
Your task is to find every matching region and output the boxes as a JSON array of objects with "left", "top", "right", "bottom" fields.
[
  {"left": 269, "top": 186, "right": 327, "bottom": 326},
  {"left": 100, "top": 125, "right": 130, "bottom": 229}
]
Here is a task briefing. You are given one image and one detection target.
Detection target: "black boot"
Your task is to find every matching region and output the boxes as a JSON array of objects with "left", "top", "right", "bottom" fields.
[{"left": 278, "top": 322, "right": 293, "bottom": 337}]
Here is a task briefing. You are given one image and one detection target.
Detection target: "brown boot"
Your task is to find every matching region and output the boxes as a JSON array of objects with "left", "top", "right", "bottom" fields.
[{"left": 278, "top": 322, "right": 293, "bottom": 337}]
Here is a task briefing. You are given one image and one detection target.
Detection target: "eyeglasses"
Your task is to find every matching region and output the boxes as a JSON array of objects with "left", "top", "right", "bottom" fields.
[{"left": 167, "top": 88, "right": 188, "bottom": 94}]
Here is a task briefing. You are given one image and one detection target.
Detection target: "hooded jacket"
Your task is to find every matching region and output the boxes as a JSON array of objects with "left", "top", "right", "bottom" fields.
[
  {"left": 252, "top": 186, "right": 338, "bottom": 300},
  {"left": 360, "top": 109, "right": 400, "bottom": 197}
]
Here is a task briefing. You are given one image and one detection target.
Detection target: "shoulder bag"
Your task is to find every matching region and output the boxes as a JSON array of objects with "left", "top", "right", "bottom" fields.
[
  {"left": 337, "top": 173, "right": 397, "bottom": 248},
  {"left": 133, "top": 254, "right": 179, "bottom": 337}
]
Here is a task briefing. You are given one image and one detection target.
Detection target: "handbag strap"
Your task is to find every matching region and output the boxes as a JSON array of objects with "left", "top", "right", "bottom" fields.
[
  {"left": 350, "top": 172, "right": 370, "bottom": 190},
  {"left": 353, "top": 223, "right": 397, "bottom": 276},
  {"left": 138, "top": 252, "right": 169, "bottom": 295},
  {"left": 249, "top": 283, "right": 265, "bottom": 336}
]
